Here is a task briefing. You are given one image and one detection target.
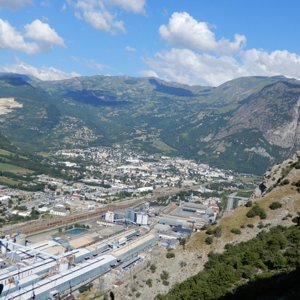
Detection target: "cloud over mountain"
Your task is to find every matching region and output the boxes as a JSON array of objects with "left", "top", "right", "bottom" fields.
[
  {"left": 0, "top": 60, "right": 79, "bottom": 81},
  {"left": 147, "top": 12, "right": 300, "bottom": 86},
  {"left": 0, "top": 18, "right": 65, "bottom": 54},
  {"left": 159, "top": 12, "right": 246, "bottom": 55}
]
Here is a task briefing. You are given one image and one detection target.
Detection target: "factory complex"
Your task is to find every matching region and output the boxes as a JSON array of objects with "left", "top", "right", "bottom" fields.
[{"left": 0, "top": 199, "right": 218, "bottom": 299}]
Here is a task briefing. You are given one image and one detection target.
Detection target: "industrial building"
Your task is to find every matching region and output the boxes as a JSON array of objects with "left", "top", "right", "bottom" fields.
[
  {"left": 5, "top": 255, "right": 117, "bottom": 300},
  {"left": 112, "top": 233, "right": 158, "bottom": 261},
  {"left": 0, "top": 226, "right": 157, "bottom": 300},
  {"left": 158, "top": 201, "right": 216, "bottom": 230}
]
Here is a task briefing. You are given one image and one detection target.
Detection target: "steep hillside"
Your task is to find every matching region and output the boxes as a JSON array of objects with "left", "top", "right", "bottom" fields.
[
  {"left": 105, "top": 152, "right": 300, "bottom": 300},
  {"left": 1, "top": 73, "right": 300, "bottom": 174},
  {"left": 147, "top": 153, "right": 300, "bottom": 300}
]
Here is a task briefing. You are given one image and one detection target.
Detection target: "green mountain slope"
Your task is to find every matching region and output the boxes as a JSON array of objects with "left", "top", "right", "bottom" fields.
[
  {"left": 1, "top": 73, "right": 300, "bottom": 174},
  {"left": 156, "top": 226, "right": 300, "bottom": 300}
]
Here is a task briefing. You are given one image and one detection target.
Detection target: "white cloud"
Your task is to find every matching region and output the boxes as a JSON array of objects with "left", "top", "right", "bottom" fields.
[
  {"left": 68, "top": 0, "right": 147, "bottom": 34},
  {"left": 25, "top": 19, "right": 65, "bottom": 48},
  {"left": 0, "top": 19, "right": 38, "bottom": 54},
  {"left": 0, "top": 0, "right": 32, "bottom": 10},
  {"left": 0, "top": 18, "right": 65, "bottom": 54},
  {"left": 147, "top": 48, "right": 244, "bottom": 86},
  {"left": 159, "top": 12, "right": 246, "bottom": 54},
  {"left": 139, "top": 69, "right": 158, "bottom": 78},
  {"left": 148, "top": 47, "right": 300, "bottom": 86},
  {"left": 108, "top": 0, "right": 146, "bottom": 14},
  {"left": 241, "top": 49, "right": 300, "bottom": 78},
  {"left": 68, "top": 0, "right": 125, "bottom": 34},
  {"left": 146, "top": 12, "right": 300, "bottom": 86},
  {"left": 125, "top": 45, "right": 136, "bottom": 52},
  {"left": 0, "top": 61, "right": 79, "bottom": 81}
]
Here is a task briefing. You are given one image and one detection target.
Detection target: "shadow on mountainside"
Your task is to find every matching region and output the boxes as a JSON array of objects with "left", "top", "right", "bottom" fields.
[{"left": 219, "top": 268, "right": 300, "bottom": 300}]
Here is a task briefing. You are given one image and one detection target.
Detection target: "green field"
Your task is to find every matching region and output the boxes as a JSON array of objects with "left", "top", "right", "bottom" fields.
[
  {"left": 0, "top": 163, "right": 32, "bottom": 174},
  {"left": 152, "top": 139, "right": 176, "bottom": 153},
  {"left": 0, "top": 149, "right": 12, "bottom": 156},
  {"left": 0, "top": 176, "right": 21, "bottom": 185}
]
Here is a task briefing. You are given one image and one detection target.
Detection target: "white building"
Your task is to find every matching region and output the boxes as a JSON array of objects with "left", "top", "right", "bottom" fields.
[
  {"left": 105, "top": 211, "right": 114, "bottom": 223},
  {"left": 136, "top": 213, "right": 148, "bottom": 225},
  {"left": 50, "top": 206, "right": 70, "bottom": 217}
]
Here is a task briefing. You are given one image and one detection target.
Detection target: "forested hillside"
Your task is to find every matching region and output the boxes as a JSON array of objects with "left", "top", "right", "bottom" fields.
[{"left": 156, "top": 225, "right": 300, "bottom": 300}]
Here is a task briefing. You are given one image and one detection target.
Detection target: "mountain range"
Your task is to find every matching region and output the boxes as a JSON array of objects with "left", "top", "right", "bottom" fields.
[{"left": 1, "top": 73, "right": 300, "bottom": 175}]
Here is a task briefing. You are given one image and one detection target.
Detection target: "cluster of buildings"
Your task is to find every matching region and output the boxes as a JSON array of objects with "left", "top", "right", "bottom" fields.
[
  {"left": 159, "top": 201, "right": 216, "bottom": 230},
  {"left": 0, "top": 193, "right": 220, "bottom": 299},
  {"left": 54, "top": 145, "right": 233, "bottom": 196},
  {"left": 105, "top": 202, "right": 150, "bottom": 226},
  {"left": 0, "top": 226, "right": 158, "bottom": 299},
  {"left": 0, "top": 145, "right": 237, "bottom": 226}
]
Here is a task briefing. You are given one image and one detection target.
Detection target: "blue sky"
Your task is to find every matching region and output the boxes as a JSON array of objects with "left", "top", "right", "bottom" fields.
[{"left": 1, "top": 0, "right": 300, "bottom": 86}]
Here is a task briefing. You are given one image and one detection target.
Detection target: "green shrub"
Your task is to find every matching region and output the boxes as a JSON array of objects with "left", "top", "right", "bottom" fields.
[
  {"left": 213, "top": 226, "right": 222, "bottom": 238},
  {"left": 269, "top": 202, "right": 282, "bottom": 210},
  {"left": 205, "top": 236, "right": 213, "bottom": 245},
  {"left": 150, "top": 264, "right": 156, "bottom": 273},
  {"left": 280, "top": 179, "right": 290, "bottom": 186},
  {"left": 257, "top": 221, "right": 264, "bottom": 229},
  {"left": 166, "top": 252, "right": 175, "bottom": 259},
  {"left": 146, "top": 279, "right": 152, "bottom": 287},
  {"left": 180, "top": 261, "right": 187, "bottom": 268},
  {"left": 206, "top": 228, "right": 214, "bottom": 235},
  {"left": 157, "top": 226, "right": 300, "bottom": 300},
  {"left": 160, "top": 270, "right": 169, "bottom": 281},
  {"left": 292, "top": 213, "right": 300, "bottom": 225},
  {"left": 231, "top": 228, "right": 241, "bottom": 235},
  {"left": 247, "top": 224, "right": 254, "bottom": 228},
  {"left": 162, "top": 280, "right": 169, "bottom": 286},
  {"left": 246, "top": 204, "right": 266, "bottom": 219},
  {"left": 79, "top": 283, "right": 93, "bottom": 293},
  {"left": 245, "top": 201, "right": 253, "bottom": 207}
]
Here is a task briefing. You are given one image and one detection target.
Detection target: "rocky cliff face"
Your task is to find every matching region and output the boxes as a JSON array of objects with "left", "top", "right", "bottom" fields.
[
  {"left": 215, "top": 81, "right": 300, "bottom": 149},
  {"left": 253, "top": 150, "right": 300, "bottom": 198}
]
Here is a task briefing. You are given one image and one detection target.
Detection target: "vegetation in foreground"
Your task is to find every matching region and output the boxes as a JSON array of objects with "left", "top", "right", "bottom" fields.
[{"left": 156, "top": 225, "right": 300, "bottom": 300}]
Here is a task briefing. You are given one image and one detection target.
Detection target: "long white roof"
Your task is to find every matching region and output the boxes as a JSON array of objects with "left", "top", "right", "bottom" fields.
[{"left": 5, "top": 254, "right": 116, "bottom": 300}]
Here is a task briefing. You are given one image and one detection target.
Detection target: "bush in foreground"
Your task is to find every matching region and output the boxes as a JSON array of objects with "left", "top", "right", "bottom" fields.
[
  {"left": 269, "top": 202, "right": 282, "bottom": 210},
  {"left": 246, "top": 204, "right": 266, "bottom": 219}
]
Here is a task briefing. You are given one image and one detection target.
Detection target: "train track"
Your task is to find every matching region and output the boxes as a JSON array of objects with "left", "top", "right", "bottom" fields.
[{"left": 0, "top": 198, "right": 145, "bottom": 236}]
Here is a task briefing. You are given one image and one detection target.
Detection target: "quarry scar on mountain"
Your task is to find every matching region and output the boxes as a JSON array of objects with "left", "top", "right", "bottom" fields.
[{"left": 0, "top": 98, "right": 23, "bottom": 115}]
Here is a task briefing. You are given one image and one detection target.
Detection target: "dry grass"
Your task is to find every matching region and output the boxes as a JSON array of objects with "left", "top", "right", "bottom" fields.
[
  {"left": 187, "top": 231, "right": 207, "bottom": 251},
  {"left": 294, "top": 197, "right": 300, "bottom": 211},
  {"left": 188, "top": 181, "right": 300, "bottom": 250},
  {"left": 219, "top": 206, "right": 256, "bottom": 240}
]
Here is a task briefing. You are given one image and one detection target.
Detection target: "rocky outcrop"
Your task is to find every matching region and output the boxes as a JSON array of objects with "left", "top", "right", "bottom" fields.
[{"left": 215, "top": 82, "right": 300, "bottom": 148}]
